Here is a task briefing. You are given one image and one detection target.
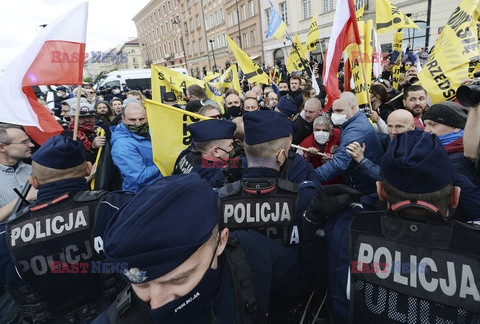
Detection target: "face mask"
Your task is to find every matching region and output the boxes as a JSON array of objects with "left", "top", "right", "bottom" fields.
[
  {"left": 279, "top": 90, "right": 289, "bottom": 97},
  {"left": 149, "top": 266, "right": 221, "bottom": 322},
  {"left": 113, "top": 89, "right": 121, "bottom": 95},
  {"left": 227, "top": 105, "right": 242, "bottom": 118},
  {"left": 314, "top": 131, "right": 330, "bottom": 145},
  {"left": 218, "top": 147, "right": 236, "bottom": 159},
  {"left": 331, "top": 113, "right": 348, "bottom": 126},
  {"left": 126, "top": 123, "right": 149, "bottom": 137}
]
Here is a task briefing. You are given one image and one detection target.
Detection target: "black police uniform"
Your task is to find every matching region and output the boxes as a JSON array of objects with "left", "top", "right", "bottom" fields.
[
  {"left": 218, "top": 167, "right": 316, "bottom": 246},
  {"left": 349, "top": 209, "right": 480, "bottom": 323},
  {"left": 93, "top": 230, "right": 309, "bottom": 324},
  {"left": 0, "top": 179, "right": 133, "bottom": 323}
]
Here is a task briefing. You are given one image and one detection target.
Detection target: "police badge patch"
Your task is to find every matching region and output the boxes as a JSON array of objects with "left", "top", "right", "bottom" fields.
[{"left": 123, "top": 267, "right": 148, "bottom": 283}]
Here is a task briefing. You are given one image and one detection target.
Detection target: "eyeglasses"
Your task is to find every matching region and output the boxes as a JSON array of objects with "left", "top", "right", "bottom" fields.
[{"left": 4, "top": 139, "right": 32, "bottom": 145}]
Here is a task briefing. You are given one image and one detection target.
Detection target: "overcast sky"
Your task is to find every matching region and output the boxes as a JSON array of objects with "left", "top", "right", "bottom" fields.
[{"left": 0, "top": 0, "right": 150, "bottom": 71}]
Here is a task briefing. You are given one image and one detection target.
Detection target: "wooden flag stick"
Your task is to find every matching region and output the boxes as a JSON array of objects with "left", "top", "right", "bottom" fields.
[
  {"left": 291, "top": 144, "right": 328, "bottom": 157},
  {"left": 72, "top": 84, "right": 83, "bottom": 141}
]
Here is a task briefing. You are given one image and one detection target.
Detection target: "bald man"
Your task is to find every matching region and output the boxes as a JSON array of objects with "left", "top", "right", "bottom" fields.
[
  {"left": 111, "top": 103, "right": 163, "bottom": 192},
  {"left": 292, "top": 98, "right": 323, "bottom": 144},
  {"left": 386, "top": 109, "right": 415, "bottom": 140},
  {"left": 314, "top": 92, "right": 383, "bottom": 194}
]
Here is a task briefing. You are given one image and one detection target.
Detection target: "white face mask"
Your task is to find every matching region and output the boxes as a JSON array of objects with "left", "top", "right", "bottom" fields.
[
  {"left": 314, "top": 131, "right": 330, "bottom": 144},
  {"left": 331, "top": 113, "right": 348, "bottom": 126}
]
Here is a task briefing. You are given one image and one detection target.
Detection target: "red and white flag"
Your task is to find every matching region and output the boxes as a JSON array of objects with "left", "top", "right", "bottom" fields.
[
  {"left": 322, "top": 0, "right": 360, "bottom": 111},
  {"left": 0, "top": 2, "right": 88, "bottom": 144}
]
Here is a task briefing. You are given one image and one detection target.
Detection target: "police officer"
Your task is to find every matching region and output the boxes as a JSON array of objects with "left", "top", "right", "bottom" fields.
[
  {"left": 0, "top": 136, "right": 133, "bottom": 323},
  {"left": 219, "top": 110, "right": 318, "bottom": 246},
  {"left": 327, "top": 130, "right": 480, "bottom": 323},
  {"left": 94, "top": 173, "right": 352, "bottom": 323},
  {"left": 173, "top": 119, "right": 241, "bottom": 187}
]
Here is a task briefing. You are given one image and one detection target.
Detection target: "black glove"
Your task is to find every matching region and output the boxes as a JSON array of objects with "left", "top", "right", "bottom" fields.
[
  {"left": 304, "top": 184, "right": 362, "bottom": 226},
  {"left": 222, "top": 158, "right": 243, "bottom": 183}
]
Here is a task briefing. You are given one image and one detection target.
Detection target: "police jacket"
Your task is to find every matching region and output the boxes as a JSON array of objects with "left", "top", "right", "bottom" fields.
[
  {"left": 218, "top": 167, "right": 316, "bottom": 246},
  {"left": 93, "top": 230, "right": 309, "bottom": 324},
  {"left": 349, "top": 210, "right": 480, "bottom": 323},
  {"left": 314, "top": 111, "right": 383, "bottom": 194},
  {"left": 0, "top": 178, "right": 134, "bottom": 323}
]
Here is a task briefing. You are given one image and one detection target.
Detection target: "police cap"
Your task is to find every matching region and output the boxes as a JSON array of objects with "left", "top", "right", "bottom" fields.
[
  {"left": 380, "top": 130, "right": 454, "bottom": 193},
  {"left": 243, "top": 110, "right": 292, "bottom": 145},
  {"left": 32, "top": 135, "right": 86, "bottom": 169},
  {"left": 187, "top": 119, "right": 236, "bottom": 142},
  {"left": 276, "top": 95, "right": 297, "bottom": 118},
  {"left": 103, "top": 173, "right": 220, "bottom": 283}
]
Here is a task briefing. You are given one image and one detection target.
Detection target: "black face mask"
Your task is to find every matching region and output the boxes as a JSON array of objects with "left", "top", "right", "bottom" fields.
[
  {"left": 279, "top": 90, "right": 289, "bottom": 97},
  {"left": 227, "top": 105, "right": 242, "bottom": 118}
]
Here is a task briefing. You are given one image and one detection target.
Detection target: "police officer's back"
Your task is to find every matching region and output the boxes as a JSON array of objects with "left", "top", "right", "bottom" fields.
[
  {"left": 0, "top": 136, "right": 133, "bottom": 323},
  {"left": 328, "top": 130, "right": 480, "bottom": 323},
  {"left": 94, "top": 173, "right": 312, "bottom": 323}
]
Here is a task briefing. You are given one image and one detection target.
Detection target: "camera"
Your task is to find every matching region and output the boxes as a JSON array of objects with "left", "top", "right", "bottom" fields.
[{"left": 456, "top": 79, "right": 480, "bottom": 107}]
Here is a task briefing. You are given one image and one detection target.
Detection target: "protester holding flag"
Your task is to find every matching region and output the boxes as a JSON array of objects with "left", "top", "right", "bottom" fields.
[{"left": 111, "top": 101, "right": 162, "bottom": 192}]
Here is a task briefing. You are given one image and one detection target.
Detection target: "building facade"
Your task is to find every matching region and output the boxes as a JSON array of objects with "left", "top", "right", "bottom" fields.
[{"left": 133, "top": 0, "right": 461, "bottom": 77}]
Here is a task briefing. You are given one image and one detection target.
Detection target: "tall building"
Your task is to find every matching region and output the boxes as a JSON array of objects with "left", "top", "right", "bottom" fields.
[{"left": 203, "top": 0, "right": 229, "bottom": 75}]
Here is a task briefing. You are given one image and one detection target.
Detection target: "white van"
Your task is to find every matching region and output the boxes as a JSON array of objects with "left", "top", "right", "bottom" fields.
[{"left": 95, "top": 67, "right": 188, "bottom": 90}]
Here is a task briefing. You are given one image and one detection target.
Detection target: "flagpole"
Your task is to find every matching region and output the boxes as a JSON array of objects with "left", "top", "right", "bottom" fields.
[
  {"left": 285, "top": 31, "right": 313, "bottom": 78},
  {"left": 72, "top": 85, "right": 82, "bottom": 141}
]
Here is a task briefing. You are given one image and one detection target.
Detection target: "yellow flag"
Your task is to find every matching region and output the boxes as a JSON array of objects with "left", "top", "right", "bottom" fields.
[
  {"left": 363, "top": 20, "right": 374, "bottom": 89},
  {"left": 220, "top": 64, "right": 242, "bottom": 94},
  {"left": 376, "top": 0, "right": 420, "bottom": 34},
  {"left": 345, "top": 21, "right": 369, "bottom": 106},
  {"left": 286, "top": 34, "right": 308, "bottom": 73},
  {"left": 305, "top": 18, "right": 320, "bottom": 52},
  {"left": 356, "top": 4, "right": 365, "bottom": 21},
  {"left": 418, "top": 0, "right": 480, "bottom": 103},
  {"left": 203, "top": 73, "right": 224, "bottom": 113},
  {"left": 391, "top": 32, "right": 403, "bottom": 90},
  {"left": 151, "top": 65, "right": 202, "bottom": 104},
  {"left": 145, "top": 99, "right": 209, "bottom": 176},
  {"left": 226, "top": 35, "right": 269, "bottom": 84}
]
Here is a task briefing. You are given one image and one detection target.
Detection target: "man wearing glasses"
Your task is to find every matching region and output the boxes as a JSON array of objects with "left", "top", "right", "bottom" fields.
[{"left": 0, "top": 123, "right": 37, "bottom": 324}]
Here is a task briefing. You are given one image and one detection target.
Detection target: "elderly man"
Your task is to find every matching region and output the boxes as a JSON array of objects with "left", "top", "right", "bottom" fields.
[
  {"left": 314, "top": 92, "right": 383, "bottom": 194},
  {"left": 292, "top": 98, "right": 323, "bottom": 145},
  {"left": 111, "top": 102, "right": 162, "bottom": 192}
]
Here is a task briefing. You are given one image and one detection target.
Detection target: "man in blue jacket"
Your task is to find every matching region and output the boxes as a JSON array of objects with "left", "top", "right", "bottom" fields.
[
  {"left": 314, "top": 92, "right": 383, "bottom": 194},
  {"left": 111, "top": 101, "right": 162, "bottom": 192}
]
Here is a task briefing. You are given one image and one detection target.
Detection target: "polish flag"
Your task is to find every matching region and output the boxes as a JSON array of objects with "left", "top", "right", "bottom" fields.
[
  {"left": 0, "top": 2, "right": 88, "bottom": 144},
  {"left": 322, "top": 0, "right": 360, "bottom": 111}
]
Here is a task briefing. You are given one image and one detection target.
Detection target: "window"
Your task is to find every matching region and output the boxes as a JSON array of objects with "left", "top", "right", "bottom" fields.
[
  {"left": 243, "top": 33, "right": 249, "bottom": 48},
  {"left": 169, "top": 43, "right": 172, "bottom": 54},
  {"left": 241, "top": 5, "right": 246, "bottom": 21},
  {"left": 249, "top": 0, "right": 254, "bottom": 17},
  {"left": 193, "top": 41, "right": 197, "bottom": 53},
  {"left": 355, "top": 0, "right": 369, "bottom": 10},
  {"left": 184, "top": 22, "right": 188, "bottom": 33},
  {"left": 302, "top": 0, "right": 311, "bottom": 20},
  {"left": 403, "top": 21, "right": 427, "bottom": 50},
  {"left": 265, "top": 8, "right": 271, "bottom": 25},
  {"left": 251, "top": 30, "right": 256, "bottom": 46},
  {"left": 196, "top": 14, "right": 201, "bottom": 27},
  {"left": 187, "top": 43, "right": 192, "bottom": 55},
  {"left": 323, "top": 0, "right": 333, "bottom": 13},
  {"left": 214, "top": 12, "right": 218, "bottom": 25},
  {"left": 273, "top": 48, "right": 285, "bottom": 63},
  {"left": 187, "top": 0, "right": 191, "bottom": 8},
  {"left": 174, "top": 41, "right": 178, "bottom": 52},
  {"left": 234, "top": 9, "right": 239, "bottom": 24},
  {"left": 205, "top": 17, "right": 209, "bottom": 30},
  {"left": 174, "top": 0, "right": 178, "bottom": 7},
  {"left": 162, "top": 5, "right": 166, "bottom": 15},
  {"left": 199, "top": 38, "right": 204, "bottom": 51},
  {"left": 219, "top": 9, "right": 224, "bottom": 22},
  {"left": 228, "top": 13, "right": 233, "bottom": 27},
  {"left": 181, "top": 4, "right": 185, "bottom": 12},
  {"left": 164, "top": 44, "right": 167, "bottom": 55},
  {"left": 279, "top": 2, "right": 288, "bottom": 24},
  {"left": 190, "top": 18, "right": 194, "bottom": 30},
  {"left": 168, "top": 1, "right": 171, "bottom": 10}
]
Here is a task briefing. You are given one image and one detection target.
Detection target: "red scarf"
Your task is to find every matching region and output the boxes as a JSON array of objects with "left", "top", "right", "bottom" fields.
[{"left": 68, "top": 120, "right": 94, "bottom": 150}]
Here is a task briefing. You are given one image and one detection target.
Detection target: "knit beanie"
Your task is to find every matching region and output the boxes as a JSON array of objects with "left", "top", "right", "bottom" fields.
[{"left": 423, "top": 101, "right": 468, "bottom": 129}]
